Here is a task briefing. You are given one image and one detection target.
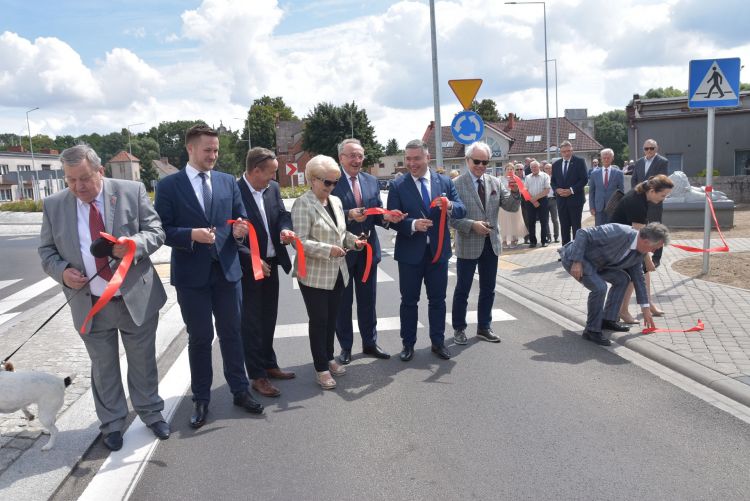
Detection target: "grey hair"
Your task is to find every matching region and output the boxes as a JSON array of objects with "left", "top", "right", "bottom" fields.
[
  {"left": 465, "top": 141, "right": 491, "bottom": 159},
  {"left": 405, "top": 139, "right": 429, "bottom": 154},
  {"left": 530, "top": 160, "right": 540, "bottom": 169},
  {"left": 305, "top": 154, "right": 340, "bottom": 184},
  {"left": 337, "top": 138, "right": 362, "bottom": 155},
  {"left": 60, "top": 144, "right": 102, "bottom": 169},
  {"left": 639, "top": 222, "right": 670, "bottom": 246},
  {"left": 560, "top": 140, "right": 572, "bottom": 148},
  {"left": 600, "top": 148, "right": 614, "bottom": 157}
]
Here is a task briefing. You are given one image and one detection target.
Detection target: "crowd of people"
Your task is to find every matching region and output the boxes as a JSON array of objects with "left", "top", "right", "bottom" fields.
[{"left": 38, "top": 124, "right": 672, "bottom": 450}]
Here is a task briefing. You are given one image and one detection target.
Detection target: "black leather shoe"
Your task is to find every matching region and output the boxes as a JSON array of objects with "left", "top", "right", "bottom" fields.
[
  {"left": 582, "top": 330, "right": 612, "bottom": 346},
  {"left": 529, "top": 243, "right": 537, "bottom": 248},
  {"left": 103, "top": 431, "right": 123, "bottom": 451},
  {"left": 431, "top": 344, "right": 452, "bottom": 360},
  {"left": 338, "top": 349, "right": 352, "bottom": 365},
  {"left": 148, "top": 420, "right": 171, "bottom": 440},
  {"left": 363, "top": 344, "right": 390, "bottom": 359},
  {"left": 399, "top": 345, "right": 414, "bottom": 362},
  {"left": 601, "top": 319, "right": 630, "bottom": 332},
  {"left": 233, "top": 391, "right": 264, "bottom": 414},
  {"left": 190, "top": 402, "right": 209, "bottom": 429},
  {"left": 541, "top": 243, "right": 548, "bottom": 247}
]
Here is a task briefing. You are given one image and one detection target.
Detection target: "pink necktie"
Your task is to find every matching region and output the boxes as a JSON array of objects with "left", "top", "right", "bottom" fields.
[{"left": 351, "top": 176, "right": 363, "bottom": 206}]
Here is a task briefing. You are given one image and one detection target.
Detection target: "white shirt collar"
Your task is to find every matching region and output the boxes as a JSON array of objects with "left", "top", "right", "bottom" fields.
[
  {"left": 243, "top": 174, "right": 266, "bottom": 195},
  {"left": 186, "top": 163, "right": 209, "bottom": 180},
  {"left": 76, "top": 187, "right": 104, "bottom": 211}
]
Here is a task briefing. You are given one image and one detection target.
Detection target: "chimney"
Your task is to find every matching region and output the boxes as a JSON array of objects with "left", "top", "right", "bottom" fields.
[{"left": 505, "top": 113, "right": 515, "bottom": 132}]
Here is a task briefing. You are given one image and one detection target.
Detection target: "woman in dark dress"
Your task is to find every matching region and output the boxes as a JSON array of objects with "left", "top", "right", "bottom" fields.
[{"left": 611, "top": 175, "right": 674, "bottom": 323}]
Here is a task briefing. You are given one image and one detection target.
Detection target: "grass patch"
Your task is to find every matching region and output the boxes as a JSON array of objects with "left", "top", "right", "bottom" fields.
[
  {"left": 0, "top": 199, "right": 43, "bottom": 212},
  {"left": 280, "top": 185, "right": 308, "bottom": 199}
]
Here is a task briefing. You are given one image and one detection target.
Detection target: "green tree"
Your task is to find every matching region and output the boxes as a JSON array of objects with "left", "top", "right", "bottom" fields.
[
  {"left": 302, "top": 102, "right": 384, "bottom": 166},
  {"left": 147, "top": 120, "right": 205, "bottom": 169},
  {"left": 53, "top": 135, "right": 77, "bottom": 150},
  {"left": 385, "top": 138, "right": 400, "bottom": 156},
  {"left": 130, "top": 136, "right": 161, "bottom": 189},
  {"left": 236, "top": 96, "right": 298, "bottom": 162},
  {"left": 740, "top": 83, "right": 750, "bottom": 91},
  {"left": 643, "top": 86, "right": 686, "bottom": 99},
  {"left": 593, "top": 110, "right": 628, "bottom": 166},
  {"left": 470, "top": 99, "right": 501, "bottom": 122},
  {"left": 0, "top": 133, "right": 23, "bottom": 150}
]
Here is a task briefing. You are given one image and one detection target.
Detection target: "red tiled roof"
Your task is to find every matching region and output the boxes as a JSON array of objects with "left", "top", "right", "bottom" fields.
[{"left": 108, "top": 150, "right": 140, "bottom": 163}]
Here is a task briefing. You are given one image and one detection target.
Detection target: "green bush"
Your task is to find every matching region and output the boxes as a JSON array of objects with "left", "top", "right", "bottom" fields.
[
  {"left": 280, "top": 185, "right": 308, "bottom": 199},
  {"left": 0, "top": 199, "right": 43, "bottom": 212},
  {"left": 696, "top": 168, "right": 720, "bottom": 177}
]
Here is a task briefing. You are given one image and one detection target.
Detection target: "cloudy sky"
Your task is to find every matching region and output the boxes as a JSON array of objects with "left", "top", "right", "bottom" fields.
[{"left": 1, "top": 0, "right": 747, "bottom": 148}]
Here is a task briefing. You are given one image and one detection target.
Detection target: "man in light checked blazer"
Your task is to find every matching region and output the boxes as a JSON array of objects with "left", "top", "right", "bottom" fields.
[{"left": 449, "top": 141, "right": 521, "bottom": 345}]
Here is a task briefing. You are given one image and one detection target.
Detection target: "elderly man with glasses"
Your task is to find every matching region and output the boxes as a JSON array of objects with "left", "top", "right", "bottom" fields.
[{"left": 450, "top": 142, "right": 520, "bottom": 345}]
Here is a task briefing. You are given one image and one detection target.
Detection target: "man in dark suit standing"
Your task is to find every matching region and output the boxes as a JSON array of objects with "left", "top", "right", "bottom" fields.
[
  {"left": 155, "top": 124, "right": 263, "bottom": 429},
  {"left": 387, "top": 139, "right": 466, "bottom": 361},
  {"left": 332, "top": 138, "right": 405, "bottom": 365},
  {"left": 631, "top": 138, "right": 669, "bottom": 225},
  {"left": 559, "top": 223, "right": 668, "bottom": 346},
  {"left": 237, "top": 147, "right": 297, "bottom": 398},
  {"left": 551, "top": 140, "right": 589, "bottom": 245}
]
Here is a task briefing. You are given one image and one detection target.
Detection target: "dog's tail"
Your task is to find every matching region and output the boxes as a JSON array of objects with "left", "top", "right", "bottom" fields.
[{"left": 64, "top": 375, "right": 74, "bottom": 388}]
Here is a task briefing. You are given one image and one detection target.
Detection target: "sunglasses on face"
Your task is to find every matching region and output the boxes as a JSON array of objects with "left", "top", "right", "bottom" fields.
[
  {"left": 316, "top": 177, "right": 338, "bottom": 187},
  {"left": 471, "top": 158, "right": 489, "bottom": 166},
  {"left": 644, "top": 147, "right": 655, "bottom": 151}
]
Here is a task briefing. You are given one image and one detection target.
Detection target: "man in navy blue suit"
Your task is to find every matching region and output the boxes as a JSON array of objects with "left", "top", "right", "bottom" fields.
[
  {"left": 154, "top": 124, "right": 264, "bottom": 429},
  {"left": 387, "top": 139, "right": 466, "bottom": 361},
  {"left": 551, "top": 140, "right": 589, "bottom": 245},
  {"left": 332, "top": 139, "right": 406, "bottom": 365},
  {"left": 237, "top": 147, "right": 298, "bottom": 398}
]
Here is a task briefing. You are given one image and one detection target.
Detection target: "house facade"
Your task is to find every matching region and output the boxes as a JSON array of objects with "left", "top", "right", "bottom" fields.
[{"left": 0, "top": 147, "right": 64, "bottom": 202}]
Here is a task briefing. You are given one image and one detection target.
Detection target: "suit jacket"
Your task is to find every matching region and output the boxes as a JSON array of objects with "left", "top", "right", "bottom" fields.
[
  {"left": 237, "top": 178, "right": 292, "bottom": 274},
  {"left": 386, "top": 171, "right": 466, "bottom": 265},
  {"left": 631, "top": 154, "right": 668, "bottom": 188},
  {"left": 39, "top": 178, "right": 167, "bottom": 334},
  {"left": 291, "top": 190, "right": 359, "bottom": 290},
  {"left": 559, "top": 223, "right": 647, "bottom": 304},
  {"left": 331, "top": 169, "right": 385, "bottom": 267},
  {"left": 588, "top": 167, "right": 625, "bottom": 212},
  {"left": 450, "top": 172, "right": 520, "bottom": 259},
  {"left": 551, "top": 155, "right": 588, "bottom": 207},
  {"left": 154, "top": 168, "right": 247, "bottom": 287}
]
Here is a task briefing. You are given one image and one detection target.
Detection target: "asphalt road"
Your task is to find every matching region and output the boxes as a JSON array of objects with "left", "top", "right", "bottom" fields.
[
  {"left": 128, "top": 248, "right": 750, "bottom": 501},
  {"left": 0, "top": 235, "right": 51, "bottom": 297}
]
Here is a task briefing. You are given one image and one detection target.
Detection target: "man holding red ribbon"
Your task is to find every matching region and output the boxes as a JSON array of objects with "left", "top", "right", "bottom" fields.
[
  {"left": 331, "top": 138, "right": 406, "bottom": 365},
  {"left": 387, "top": 139, "right": 466, "bottom": 362},
  {"left": 39, "top": 145, "right": 170, "bottom": 451}
]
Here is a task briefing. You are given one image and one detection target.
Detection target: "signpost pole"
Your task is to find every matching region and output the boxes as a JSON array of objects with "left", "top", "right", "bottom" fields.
[
  {"left": 429, "top": 0, "right": 443, "bottom": 170},
  {"left": 702, "top": 107, "right": 715, "bottom": 275}
]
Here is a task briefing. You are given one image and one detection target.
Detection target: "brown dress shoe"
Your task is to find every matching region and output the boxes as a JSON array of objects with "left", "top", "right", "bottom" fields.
[
  {"left": 252, "top": 378, "right": 281, "bottom": 397},
  {"left": 266, "top": 367, "right": 296, "bottom": 380}
]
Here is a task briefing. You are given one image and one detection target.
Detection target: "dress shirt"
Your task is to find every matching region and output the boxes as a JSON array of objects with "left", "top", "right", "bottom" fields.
[
  {"left": 345, "top": 172, "right": 361, "bottom": 200},
  {"left": 644, "top": 157, "right": 654, "bottom": 177},
  {"left": 242, "top": 175, "right": 275, "bottom": 258},
  {"left": 185, "top": 164, "right": 211, "bottom": 212},
  {"left": 411, "top": 173, "right": 432, "bottom": 237},
  {"left": 525, "top": 172, "right": 550, "bottom": 198},
  {"left": 76, "top": 191, "right": 119, "bottom": 297}
]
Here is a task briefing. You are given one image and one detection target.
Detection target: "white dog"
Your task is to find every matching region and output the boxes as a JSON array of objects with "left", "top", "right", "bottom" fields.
[{"left": 0, "top": 361, "right": 73, "bottom": 451}]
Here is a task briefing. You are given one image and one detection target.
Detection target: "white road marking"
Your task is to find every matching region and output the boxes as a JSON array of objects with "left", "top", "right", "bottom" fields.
[
  {"left": 0, "top": 312, "right": 21, "bottom": 326},
  {"left": 291, "top": 269, "right": 395, "bottom": 289},
  {"left": 0, "top": 279, "right": 22, "bottom": 291},
  {"left": 0, "top": 277, "right": 57, "bottom": 315}
]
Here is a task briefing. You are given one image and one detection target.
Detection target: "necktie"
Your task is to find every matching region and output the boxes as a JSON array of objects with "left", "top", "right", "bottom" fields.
[
  {"left": 89, "top": 201, "right": 113, "bottom": 281},
  {"left": 604, "top": 168, "right": 609, "bottom": 188},
  {"left": 419, "top": 177, "right": 431, "bottom": 210},
  {"left": 563, "top": 160, "right": 569, "bottom": 177},
  {"left": 199, "top": 172, "right": 212, "bottom": 218},
  {"left": 477, "top": 177, "right": 486, "bottom": 210},
  {"left": 351, "top": 175, "right": 363, "bottom": 207}
]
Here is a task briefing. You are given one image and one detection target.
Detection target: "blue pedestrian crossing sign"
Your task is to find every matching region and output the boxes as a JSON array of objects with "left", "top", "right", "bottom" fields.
[
  {"left": 688, "top": 58, "right": 741, "bottom": 108},
  {"left": 451, "top": 110, "right": 484, "bottom": 145}
]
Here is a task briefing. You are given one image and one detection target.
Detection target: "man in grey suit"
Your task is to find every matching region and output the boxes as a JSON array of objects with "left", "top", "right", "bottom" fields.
[
  {"left": 39, "top": 145, "right": 169, "bottom": 451},
  {"left": 558, "top": 223, "right": 669, "bottom": 346},
  {"left": 588, "top": 148, "right": 625, "bottom": 226},
  {"left": 450, "top": 141, "right": 521, "bottom": 344}
]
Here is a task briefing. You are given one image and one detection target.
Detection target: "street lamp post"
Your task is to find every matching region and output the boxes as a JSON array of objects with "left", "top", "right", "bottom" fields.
[
  {"left": 25, "top": 107, "right": 39, "bottom": 200},
  {"left": 547, "top": 58, "right": 559, "bottom": 154},
  {"left": 348, "top": 106, "right": 354, "bottom": 138},
  {"left": 126, "top": 122, "right": 145, "bottom": 181},
  {"left": 233, "top": 116, "right": 251, "bottom": 150},
  {"left": 429, "top": 0, "right": 444, "bottom": 170},
  {"left": 505, "top": 1, "right": 550, "bottom": 162}
]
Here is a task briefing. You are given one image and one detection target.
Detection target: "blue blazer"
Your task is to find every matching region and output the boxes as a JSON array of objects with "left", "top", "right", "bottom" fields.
[
  {"left": 588, "top": 167, "right": 625, "bottom": 212},
  {"left": 155, "top": 169, "right": 247, "bottom": 287},
  {"left": 331, "top": 169, "right": 386, "bottom": 267},
  {"left": 551, "top": 155, "right": 588, "bottom": 207},
  {"left": 386, "top": 171, "right": 466, "bottom": 265},
  {"left": 237, "top": 179, "right": 292, "bottom": 274}
]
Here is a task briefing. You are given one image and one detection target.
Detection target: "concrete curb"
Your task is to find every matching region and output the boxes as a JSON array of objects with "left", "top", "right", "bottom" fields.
[{"left": 497, "top": 275, "right": 750, "bottom": 409}]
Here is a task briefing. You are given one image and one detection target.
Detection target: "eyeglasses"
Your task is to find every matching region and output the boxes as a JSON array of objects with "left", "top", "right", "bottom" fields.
[
  {"left": 644, "top": 147, "right": 655, "bottom": 151},
  {"left": 316, "top": 177, "right": 338, "bottom": 187},
  {"left": 343, "top": 153, "right": 365, "bottom": 160},
  {"left": 470, "top": 158, "right": 489, "bottom": 166}
]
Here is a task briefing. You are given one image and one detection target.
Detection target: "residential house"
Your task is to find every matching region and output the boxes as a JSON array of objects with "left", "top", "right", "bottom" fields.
[{"left": 0, "top": 146, "right": 63, "bottom": 202}]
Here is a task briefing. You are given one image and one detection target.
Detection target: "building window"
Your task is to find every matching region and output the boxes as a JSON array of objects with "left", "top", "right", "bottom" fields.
[
  {"left": 735, "top": 150, "right": 750, "bottom": 176},
  {"left": 567, "top": 133, "right": 577, "bottom": 140},
  {"left": 41, "top": 164, "right": 51, "bottom": 171},
  {"left": 18, "top": 165, "right": 31, "bottom": 172},
  {"left": 0, "top": 165, "right": 8, "bottom": 174},
  {"left": 525, "top": 135, "right": 542, "bottom": 142},
  {"left": 0, "top": 188, "right": 11, "bottom": 201},
  {"left": 23, "top": 188, "right": 34, "bottom": 199}
]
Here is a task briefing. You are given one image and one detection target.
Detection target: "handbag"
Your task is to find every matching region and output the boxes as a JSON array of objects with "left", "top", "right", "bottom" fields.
[{"left": 604, "top": 189, "right": 625, "bottom": 217}]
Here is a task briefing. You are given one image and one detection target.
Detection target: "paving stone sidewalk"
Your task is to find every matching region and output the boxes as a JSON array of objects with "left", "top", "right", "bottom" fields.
[{"left": 498, "top": 237, "right": 750, "bottom": 404}]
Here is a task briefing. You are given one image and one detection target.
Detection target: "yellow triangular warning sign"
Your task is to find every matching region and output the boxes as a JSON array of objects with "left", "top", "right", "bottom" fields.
[{"left": 449, "top": 79, "right": 483, "bottom": 110}]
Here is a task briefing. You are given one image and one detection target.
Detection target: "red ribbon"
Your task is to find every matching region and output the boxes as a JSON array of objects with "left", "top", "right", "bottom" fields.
[
  {"left": 429, "top": 196, "right": 448, "bottom": 264},
  {"left": 510, "top": 174, "right": 532, "bottom": 202},
  {"left": 227, "top": 219, "right": 264, "bottom": 281},
  {"left": 362, "top": 242, "right": 373, "bottom": 282},
  {"left": 362, "top": 207, "right": 402, "bottom": 217},
  {"left": 670, "top": 188, "right": 729, "bottom": 253},
  {"left": 642, "top": 319, "right": 704, "bottom": 335},
  {"left": 294, "top": 237, "right": 307, "bottom": 279},
  {"left": 80, "top": 232, "right": 135, "bottom": 334}
]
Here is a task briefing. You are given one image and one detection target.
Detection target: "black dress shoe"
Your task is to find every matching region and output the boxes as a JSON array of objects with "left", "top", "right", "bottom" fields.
[
  {"left": 190, "top": 402, "right": 209, "bottom": 429},
  {"left": 233, "top": 391, "right": 264, "bottom": 414},
  {"left": 148, "top": 420, "right": 171, "bottom": 440},
  {"left": 102, "top": 431, "right": 123, "bottom": 451},
  {"left": 363, "top": 344, "right": 391, "bottom": 359},
  {"left": 338, "top": 349, "right": 352, "bottom": 365},
  {"left": 541, "top": 243, "right": 548, "bottom": 247},
  {"left": 529, "top": 243, "right": 537, "bottom": 248},
  {"left": 399, "top": 345, "right": 414, "bottom": 362},
  {"left": 431, "top": 344, "right": 452, "bottom": 360},
  {"left": 582, "top": 330, "right": 612, "bottom": 346},
  {"left": 601, "top": 319, "right": 630, "bottom": 332}
]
